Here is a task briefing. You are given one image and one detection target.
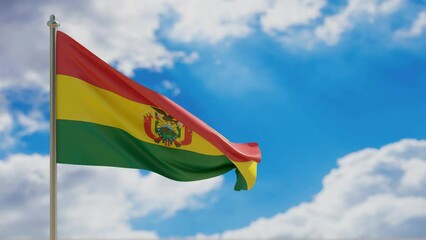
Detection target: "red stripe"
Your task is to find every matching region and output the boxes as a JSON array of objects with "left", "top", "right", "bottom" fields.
[
  {"left": 57, "top": 31, "right": 261, "bottom": 163},
  {"left": 57, "top": 31, "right": 154, "bottom": 106}
]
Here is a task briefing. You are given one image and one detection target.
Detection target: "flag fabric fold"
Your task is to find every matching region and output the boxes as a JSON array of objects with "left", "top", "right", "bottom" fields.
[{"left": 56, "top": 31, "right": 261, "bottom": 190}]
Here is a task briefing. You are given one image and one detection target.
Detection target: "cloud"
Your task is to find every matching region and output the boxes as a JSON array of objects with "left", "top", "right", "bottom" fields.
[
  {"left": 167, "top": 0, "right": 326, "bottom": 43},
  {"left": 167, "top": 0, "right": 269, "bottom": 43},
  {"left": 395, "top": 11, "right": 426, "bottom": 38},
  {"left": 0, "top": 0, "right": 200, "bottom": 94},
  {"left": 46, "top": 0, "right": 198, "bottom": 76},
  {"left": 0, "top": 90, "right": 49, "bottom": 150},
  {"left": 0, "top": 95, "right": 15, "bottom": 149},
  {"left": 203, "top": 139, "right": 426, "bottom": 239},
  {"left": 161, "top": 79, "right": 181, "bottom": 97},
  {"left": 260, "top": 0, "right": 325, "bottom": 34},
  {"left": 0, "top": 0, "right": 51, "bottom": 93},
  {"left": 167, "top": 0, "right": 409, "bottom": 48},
  {"left": 0, "top": 0, "right": 416, "bottom": 98},
  {"left": 0, "top": 92, "right": 50, "bottom": 150},
  {"left": 315, "top": 0, "right": 403, "bottom": 45},
  {"left": 17, "top": 110, "right": 49, "bottom": 136},
  {"left": 182, "top": 51, "right": 200, "bottom": 64},
  {"left": 0, "top": 0, "right": 416, "bottom": 94},
  {"left": 0, "top": 153, "right": 223, "bottom": 238}
]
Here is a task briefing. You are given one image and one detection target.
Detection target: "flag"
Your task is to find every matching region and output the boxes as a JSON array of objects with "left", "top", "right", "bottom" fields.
[{"left": 56, "top": 31, "right": 261, "bottom": 190}]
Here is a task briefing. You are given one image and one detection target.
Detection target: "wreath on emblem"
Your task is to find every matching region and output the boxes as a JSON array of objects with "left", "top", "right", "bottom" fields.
[{"left": 143, "top": 107, "right": 193, "bottom": 147}]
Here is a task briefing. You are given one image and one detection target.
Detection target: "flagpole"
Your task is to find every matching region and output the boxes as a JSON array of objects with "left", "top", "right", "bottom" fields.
[{"left": 47, "top": 14, "right": 59, "bottom": 240}]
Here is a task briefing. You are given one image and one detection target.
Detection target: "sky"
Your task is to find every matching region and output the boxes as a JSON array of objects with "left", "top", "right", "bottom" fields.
[{"left": 0, "top": 0, "right": 426, "bottom": 239}]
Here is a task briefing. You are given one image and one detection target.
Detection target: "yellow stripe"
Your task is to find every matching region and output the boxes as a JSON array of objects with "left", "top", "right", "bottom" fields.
[
  {"left": 232, "top": 160, "right": 257, "bottom": 190},
  {"left": 57, "top": 74, "right": 223, "bottom": 156}
]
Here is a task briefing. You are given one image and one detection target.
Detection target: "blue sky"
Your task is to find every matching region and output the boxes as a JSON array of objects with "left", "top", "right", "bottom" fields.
[
  {"left": 133, "top": 19, "right": 426, "bottom": 236},
  {"left": 1, "top": 0, "right": 426, "bottom": 239}
]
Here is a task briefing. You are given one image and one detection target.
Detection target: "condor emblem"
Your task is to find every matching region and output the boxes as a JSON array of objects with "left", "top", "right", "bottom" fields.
[{"left": 143, "top": 107, "right": 193, "bottom": 147}]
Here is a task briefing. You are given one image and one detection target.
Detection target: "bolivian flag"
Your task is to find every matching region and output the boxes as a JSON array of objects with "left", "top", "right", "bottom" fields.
[{"left": 56, "top": 31, "right": 261, "bottom": 190}]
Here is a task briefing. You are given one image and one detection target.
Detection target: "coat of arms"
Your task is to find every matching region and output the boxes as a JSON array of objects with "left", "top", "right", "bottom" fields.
[{"left": 143, "top": 107, "right": 193, "bottom": 147}]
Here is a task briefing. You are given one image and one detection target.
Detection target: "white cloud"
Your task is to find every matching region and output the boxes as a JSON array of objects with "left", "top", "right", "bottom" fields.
[
  {"left": 0, "top": 92, "right": 49, "bottom": 149},
  {"left": 167, "top": 0, "right": 327, "bottom": 43},
  {"left": 167, "top": 0, "right": 269, "bottom": 43},
  {"left": 0, "top": 0, "right": 415, "bottom": 95},
  {"left": 17, "top": 110, "right": 49, "bottom": 136},
  {"left": 47, "top": 0, "right": 196, "bottom": 76},
  {"left": 0, "top": 0, "right": 200, "bottom": 94},
  {"left": 315, "top": 0, "right": 403, "bottom": 45},
  {"left": 261, "top": 0, "right": 325, "bottom": 34},
  {"left": 0, "top": 153, "right": 223, "bottom": 238},
  {"left": 0, "top": 1, "right": 50, "bottom": 92},
  {"left": 0, "top": 0, "right": 415, "bottom": 100},
  {"left": 0, "top": 95, "right": 15, "bottom": 149},
  {"left": 395, "top": 11, "right": 426, "bottom": 38},
  {"left": 182, "top": 51, "right": 200, "bottom": 64},
  {"left": 161, "top": 79, "right": 181, "bottom": 97},
  {"left": 167, "top": 0, "right": 408, "bottom": 47},
  {"left": 205, "top": 139, "right": 426, "bottom": 239}
]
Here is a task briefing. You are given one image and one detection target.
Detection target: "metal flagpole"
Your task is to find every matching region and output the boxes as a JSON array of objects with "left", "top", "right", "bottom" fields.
[{"left": 47, "top": 14, "right": 59, "bottom": 240}]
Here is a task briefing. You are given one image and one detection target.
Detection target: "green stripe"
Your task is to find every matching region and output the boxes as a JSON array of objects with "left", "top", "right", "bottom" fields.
[
  {"left": 57, "top": 120, "right": 237, "bottom": 182},
  {"left": 234, "top": 169, "right": 248, "bottom": 191}
]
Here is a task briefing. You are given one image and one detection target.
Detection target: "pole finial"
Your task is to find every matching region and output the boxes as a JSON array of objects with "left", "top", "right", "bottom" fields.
[{"left": 47, "top": 14, "right": 60, "bottom": 28}]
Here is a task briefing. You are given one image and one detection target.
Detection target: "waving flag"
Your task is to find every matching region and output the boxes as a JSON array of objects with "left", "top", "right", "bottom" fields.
[{"left": 56, "top": 31, "right": 261, "bottom": 190}]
